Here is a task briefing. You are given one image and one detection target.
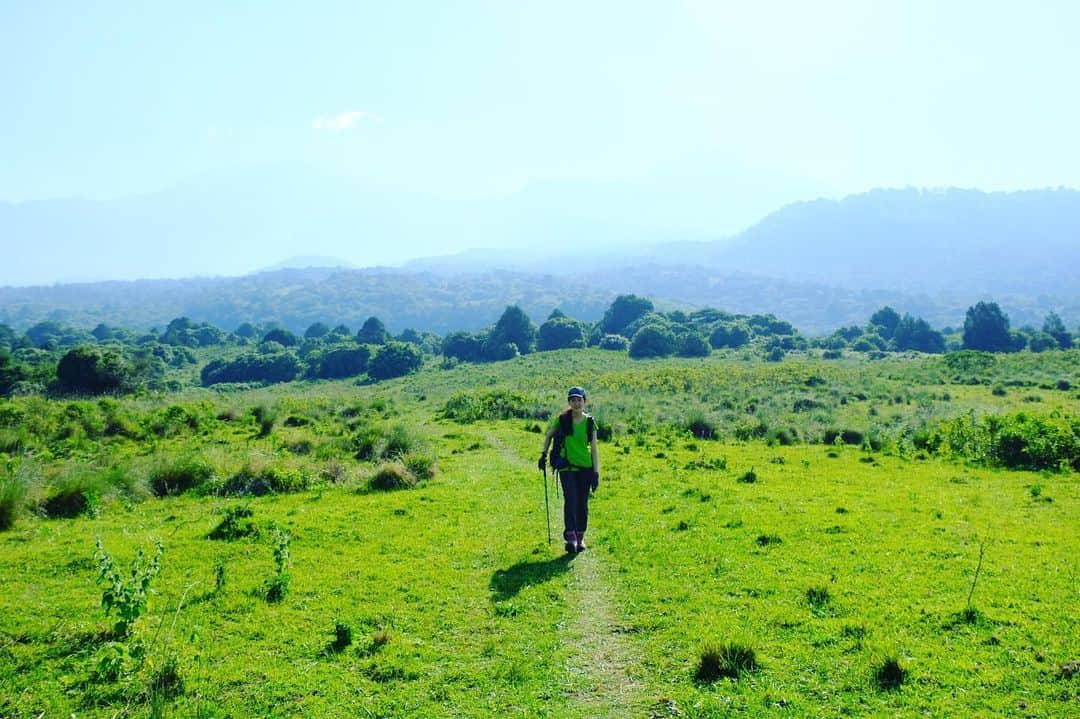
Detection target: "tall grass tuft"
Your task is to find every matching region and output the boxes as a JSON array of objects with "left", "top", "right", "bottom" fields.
[
  {"left": 0, "top": 472, "right": 28, "bottom": 530},
  {"left": 695, "top": 641, "right": 759, "bottom": 682},
  {"left": 874, "top": 656, "right": 907, "bottom": 690},
  {"left": 369, "top": 462, "right": 418, "bottom": 491},
  {"left": 41, "top": 469, "right": 109, "bottom": 518},
  {"left": 148, "top": 455, "right": 214, "bottom": 497}
]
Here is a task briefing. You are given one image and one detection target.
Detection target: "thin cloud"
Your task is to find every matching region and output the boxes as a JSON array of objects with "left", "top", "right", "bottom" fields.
[{"left": 312, "top": 110, "right": 380, "bottom": 131}]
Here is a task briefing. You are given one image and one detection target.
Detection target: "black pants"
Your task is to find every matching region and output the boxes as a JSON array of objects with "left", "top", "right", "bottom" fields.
[{"left": 559, "top": 470, "right": 591, "bottom": 539}]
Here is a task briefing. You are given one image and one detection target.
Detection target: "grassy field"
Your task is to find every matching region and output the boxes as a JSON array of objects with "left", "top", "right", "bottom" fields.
[{"left": 1, "top": 349, "right": 1078, "bottom": 717}]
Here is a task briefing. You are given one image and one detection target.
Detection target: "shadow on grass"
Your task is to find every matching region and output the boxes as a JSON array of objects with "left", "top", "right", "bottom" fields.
[{"left": 489, "top": 555, "right": 574, "bottom": 602}]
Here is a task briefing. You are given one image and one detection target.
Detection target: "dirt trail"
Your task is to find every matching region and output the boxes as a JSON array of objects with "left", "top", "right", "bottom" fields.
[
  {"left": 563, "top": 548, "right": 647, "bottom": 717},
  {"left": 490, "top": 434, "right": 647, "bottom": 715}
]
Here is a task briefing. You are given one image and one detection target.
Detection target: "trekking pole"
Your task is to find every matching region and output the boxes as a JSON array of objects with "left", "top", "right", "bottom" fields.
[{"left": 542, "top": 465, "right": 552, "bottom": 545}]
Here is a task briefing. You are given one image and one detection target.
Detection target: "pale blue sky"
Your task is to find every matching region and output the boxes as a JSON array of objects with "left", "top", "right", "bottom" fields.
[{"left": 2, "top": 1, "right": 1079, "bottom": 273}]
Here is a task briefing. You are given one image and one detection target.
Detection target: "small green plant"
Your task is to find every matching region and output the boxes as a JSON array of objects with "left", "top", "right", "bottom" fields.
[
  {"left": 148, "top": 653, "right": 184, "bottom": 702},
  {"left": 208, "top": 503, "right": 257, "bottom": 540},
  {"left": 756, "top": 534, "right": 782, "bottom": 547},
  {"left": 695, "top": 641, "right": 759, "bottom": 682},
  {"left": 214, "top": 560, "right": 227, "bottom": 595},
  {"left": 251, "top": 404, "right": 276, "bottom": 438},
  {"left": 265, "top": 529, "right": 291, "bottom": 602},
  {"left": 874, "top": 656, "right": 907, "bottom": 690},
  {"left": 965, "top": 536, "right": 990, "bottom": 617},
  {"left": 328, "top": 620, "right": 353, "bottom": 654},
  {"left": 94, "top": 538, "right": 164, "bottom": 638},
  {"left": 737, "top": 468, "right": 757, "bottom": 484},
  {"left": 90, "top": 641, "right": 127, "bottom": 683},
  {"left": 806, "top": 585, "right": 832, "bottom": 614}
]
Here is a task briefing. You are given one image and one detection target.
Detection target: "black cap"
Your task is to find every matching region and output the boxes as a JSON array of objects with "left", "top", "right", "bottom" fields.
[{"left": 567, "top": 386, "right": 586, "bottom": 399}]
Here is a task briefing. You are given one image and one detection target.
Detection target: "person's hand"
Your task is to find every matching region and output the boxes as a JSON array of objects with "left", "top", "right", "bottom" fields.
[
  {"left": 537, "top": 452, "right": 547, "bottom": 471},
  {"left": 588, "top": 470, "right": 599, "bottom": 492}
]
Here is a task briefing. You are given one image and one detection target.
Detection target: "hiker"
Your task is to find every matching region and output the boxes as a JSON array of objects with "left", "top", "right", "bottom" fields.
[{"left": 538, "top": 386, "right": 600, "bottom": 553}]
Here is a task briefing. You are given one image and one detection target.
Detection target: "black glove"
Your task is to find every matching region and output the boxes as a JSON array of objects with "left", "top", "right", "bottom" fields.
[
  {"left": 537, "top": 452, "right": 547, "bottom": 471},
  {"left": 588, "top": 470, "right": 599, "bottom": 492}
]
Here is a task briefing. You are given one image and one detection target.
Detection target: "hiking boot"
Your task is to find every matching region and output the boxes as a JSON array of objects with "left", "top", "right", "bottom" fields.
[
  {"left": 564, "top": 541, "right": 577, "bottom": 554},
  {"left": 575, "top": 533, "right": 586, "bottom": 552}
]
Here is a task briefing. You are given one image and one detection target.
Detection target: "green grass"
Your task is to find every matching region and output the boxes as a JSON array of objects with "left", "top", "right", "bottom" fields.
[{"left": 0, "top": 348, "right": 1077, "bottom": 717}]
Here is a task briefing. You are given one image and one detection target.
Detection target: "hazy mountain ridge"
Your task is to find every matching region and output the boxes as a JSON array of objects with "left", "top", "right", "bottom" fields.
[
  {"left": 698, "top": 187, "right": 1080, "bottom": 295},
  {"left": 3, "top": 188, "right": 1078, "bottom": 334}
]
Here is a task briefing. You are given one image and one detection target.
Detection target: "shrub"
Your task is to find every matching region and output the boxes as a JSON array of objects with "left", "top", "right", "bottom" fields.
[
  {"left": 309, "top": 345, "right": 371, "bottom": 379},
  {"left": 684, "top": 412, "right": 718, "bottom": 440},
  {"left": 677, "top": 332, "right": 712, "bottom": 358},
  {"left": 537, "top": 317, "right": 588, "bottom": 350},
  {"left": 824, "top": 429, "right": 864, "bottom": 446},
  {"left": 368, "top": 342, "right": 424, "bottom": 380},
  {"left": 598, "top": 334, "right": 629, "bottom": 351},
  {"left": 201, "top": 351, "right": 302, "bottom": 385},
  {"left": 57, "top": 345, "right": 133, "bottom": 394},
  {"left": 440, "top": 389, "right": 546, "bottom": 423},
  {"left": 695, "top": 642, "right": 759, "bottom": 682},
  {"left": 737, "top": 468, "right": 758, "bottom": 484},
  {"left": 629, "top": 325, "right": 677, "bottom": 359},
  {"left": 219, "top": 463, "right": 309, "bottom": 496},
  {"left": 369, "top": 462, "right": 417, "bottom": 491},
  {"left": 148, "top": 456, "right": 214, "bottom": 497}
]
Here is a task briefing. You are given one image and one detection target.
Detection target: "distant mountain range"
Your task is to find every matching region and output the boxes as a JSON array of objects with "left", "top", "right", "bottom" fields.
[{"left": 2, "top": 187, "right": 1077, "bottom": 334}]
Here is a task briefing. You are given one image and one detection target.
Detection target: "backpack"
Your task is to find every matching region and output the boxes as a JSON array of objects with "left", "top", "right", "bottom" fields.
[{"left": 549, "top": 411, "right": 595, "bottom": 470}]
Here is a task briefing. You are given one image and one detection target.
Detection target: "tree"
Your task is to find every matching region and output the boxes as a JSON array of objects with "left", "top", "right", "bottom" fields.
[
  {"left": 368, "top": 341, "right": 423, "bottom": 380},
  {"left": 963, "top": 301, "right": 1012, "bottom": 352},
  {"left": 709, "top": 322, "right": 751, "bottom": 349},
  {"left": 869, "top": 306, "right": 901, "bottom": 339},
  {"left": 262, "top": 328, "right": 299, "bottom": 347},
  {"left": 201, "top": 351, "right": 302, "bottom": 385},
  {"left": 892, "top": 314, "right": 945, "bottom": 353},
  {"left": 57, "top": 345, "right": 132, "bottom": 394},
  {"left": 629, "top": 325, "right": 676, "bottom": 358},
  {"left": 91, "top": 323, "right": 115, "bottom": 342},
  {"left": 442, "top": 332, "right": 483, "bottom": 363},
  {"left": 304, "top": 322, "right": 330, "bottom": 339},
  {"left": 0, "top": 324, "right": 15, "bottom": 351},
  {"left": 600, "top": 295, "right": 653, "bottom": 336},
  {"left": 537, "top": 316, "right": 588, "bottom": 351},
  {"left": 234, "top": 322, "right": 259, "bottom": 339},
  {"left": 1042, "top": 312, "right": 1073, "bottom": 349},
  {"left": 356, "top": 316, "right": 389, "bottom": 345},
  {"left": 677, "top": 332, "right": 711, "bottom": 358},
  {"left": 487, "top": 305, "right": 537, "bottom": 356},
  {"left": 309, "top": 345, "right": 371, "bottom": 379},
  {"left": 0, "top": 349, "right": 23, "bottom": 396}
]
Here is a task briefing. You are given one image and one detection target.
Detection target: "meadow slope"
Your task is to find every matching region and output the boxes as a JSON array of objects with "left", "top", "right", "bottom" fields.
[{"left": 1, "top": 349, "right": 1077, "bottom": 718}]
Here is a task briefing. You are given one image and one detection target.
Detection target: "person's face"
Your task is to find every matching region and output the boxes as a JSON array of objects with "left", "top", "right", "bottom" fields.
[{"left": 568, "top": 396, "right": 585, "bottom": 410}]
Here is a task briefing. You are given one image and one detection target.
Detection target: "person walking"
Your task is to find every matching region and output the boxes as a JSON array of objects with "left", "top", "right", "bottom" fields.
[{"left": 538, "top": 386, "right": 600, "bottom": 553}]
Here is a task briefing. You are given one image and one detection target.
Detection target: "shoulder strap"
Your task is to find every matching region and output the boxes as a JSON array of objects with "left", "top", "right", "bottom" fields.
[{"left": 558, "top": 410, "right": 573, "bottom": 436}]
